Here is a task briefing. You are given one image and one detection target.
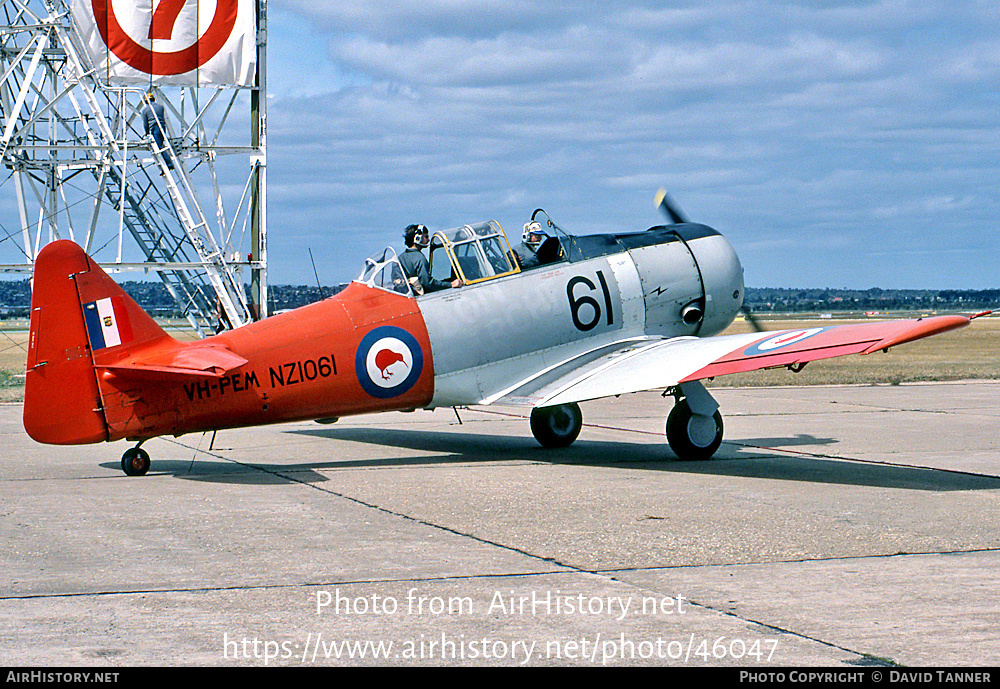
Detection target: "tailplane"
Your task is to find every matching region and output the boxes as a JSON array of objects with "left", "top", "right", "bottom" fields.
[{"left": 24, "top": 241, "right": 170, "bottom": 444}]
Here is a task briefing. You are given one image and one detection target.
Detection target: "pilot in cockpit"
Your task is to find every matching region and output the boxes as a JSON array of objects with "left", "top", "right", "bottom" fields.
[
  {"left": 399, "top": 224, "right": 461, "bottom": 294},
  {"left": 512, "top": 221, "right": 548, "bottom": 270}
]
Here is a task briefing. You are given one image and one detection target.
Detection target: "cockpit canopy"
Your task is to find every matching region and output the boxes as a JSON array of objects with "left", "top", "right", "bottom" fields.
[
  {"left": 357, "top": 210, "right": 723, "bottom": 298},
  {"left": 428, "top": 221, "right": 518, "bottom": 285},
  {"left": 358, "top": 221, "right": 520, "bottom": 296},
  {"left": 358, "top": 247, "right": 411, "bottom": 294}
]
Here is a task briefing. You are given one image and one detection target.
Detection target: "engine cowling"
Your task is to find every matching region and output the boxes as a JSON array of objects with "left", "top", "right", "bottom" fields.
[
  {"left": 626, "top": 224, "right": 744, "bottom": 338},
  {"left": 683, "top": 228, "right": 744, "bottom": 337}
]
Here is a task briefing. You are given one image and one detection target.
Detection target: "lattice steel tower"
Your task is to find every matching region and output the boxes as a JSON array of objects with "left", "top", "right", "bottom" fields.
[{"left": 0, "top": 0, "right": 267, "bottom": 334}]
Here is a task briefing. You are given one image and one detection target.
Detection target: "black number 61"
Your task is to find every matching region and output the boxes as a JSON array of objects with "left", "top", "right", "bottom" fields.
[{"left": 567, "top": 271, "right": 614, "bottom": 331}]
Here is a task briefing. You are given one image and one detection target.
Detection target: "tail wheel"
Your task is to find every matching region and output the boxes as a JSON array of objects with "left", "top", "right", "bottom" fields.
[
  {"left": 530, "top": 403, "right": 583, "bottom": 448},
  {"left": 666, "top": 398, "right": 724, "bottom": 460},
  {"left": 121, "top": 447, "right": 151, "bottom": 476}
]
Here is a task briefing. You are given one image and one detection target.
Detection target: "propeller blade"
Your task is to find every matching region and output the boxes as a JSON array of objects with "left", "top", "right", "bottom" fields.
[
  {"left": 655, "top": 188, "right": 688, "bottom": 225},
  {"left": 741, "top": 306, "right": 766, "bottom": 332}
]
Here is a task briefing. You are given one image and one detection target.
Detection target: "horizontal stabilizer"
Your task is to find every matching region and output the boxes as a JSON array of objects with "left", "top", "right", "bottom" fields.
[{"left": 100, "top": 345, "right": 249, "bottom": 379}]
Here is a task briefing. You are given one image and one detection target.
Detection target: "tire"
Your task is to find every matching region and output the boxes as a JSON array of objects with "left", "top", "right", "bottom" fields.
[
  {"left": 121, "top": 447, "right": 151, "bottom": 476},
  {"left": 666, "top": 398, "right": 723, "bottom": 460},
  {"left": 530, "top": 403, "right": 583, "bottom": 448}
]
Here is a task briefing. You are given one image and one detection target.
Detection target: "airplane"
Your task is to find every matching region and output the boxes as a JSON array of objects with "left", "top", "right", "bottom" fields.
[{"left": 22, "top": 192, "right": 984, "bottom": 475}]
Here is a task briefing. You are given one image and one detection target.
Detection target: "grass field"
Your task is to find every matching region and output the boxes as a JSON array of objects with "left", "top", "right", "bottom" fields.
[{"left": 1, "top": 314, "right": 997, "bottom": 403}]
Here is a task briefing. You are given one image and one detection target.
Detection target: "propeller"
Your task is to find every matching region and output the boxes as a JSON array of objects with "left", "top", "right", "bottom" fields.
[
  {"left": 741, "top": 305, "right": 766, "bottom": 333},
  {"left": 655, "top": 188, "right": 766, "bottom": 333},
  {"left": 655, "top": 188, "right": 687, "bottom": 225}
]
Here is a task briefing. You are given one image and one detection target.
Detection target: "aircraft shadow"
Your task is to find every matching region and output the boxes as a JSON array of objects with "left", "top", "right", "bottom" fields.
[
  {"left": 102, "top": 425, "right": 997, "bottom": 491},
  {"left": 736, "top": 433, "right": 837, "bottom": 449},
  {"left": 286, "top": 426, "right": 1000, "bottom": 493},
  {"left": 98, "top": 458, "right": 328, "bottom": 485}
]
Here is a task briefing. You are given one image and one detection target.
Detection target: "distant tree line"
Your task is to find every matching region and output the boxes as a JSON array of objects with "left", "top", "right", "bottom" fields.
[
  {"left": 0, "top": 279, "right": 995, "bottom": 319},
  {"left": 744, "top": 287, "right": 999, "bottom": 314}
]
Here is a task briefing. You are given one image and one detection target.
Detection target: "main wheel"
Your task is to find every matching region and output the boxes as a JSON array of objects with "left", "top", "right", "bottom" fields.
[
  {"left": 530, "top": 403, "right": 583, "bottom": 448},
  {"left": 666, "top": 398, "right": 724, "bottom": 460},
  {"left": 121, "top": 447, "right": 151, "bottom": 476}
]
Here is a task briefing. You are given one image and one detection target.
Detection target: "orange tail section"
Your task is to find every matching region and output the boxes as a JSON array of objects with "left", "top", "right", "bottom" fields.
[{"left": 24, "top": 241, "right": 171, "bottom": 444}]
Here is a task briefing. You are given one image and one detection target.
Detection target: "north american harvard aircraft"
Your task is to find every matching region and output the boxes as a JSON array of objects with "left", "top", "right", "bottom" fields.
[{"left": 23, "top": 192, "right": 983, "bottom": 475}]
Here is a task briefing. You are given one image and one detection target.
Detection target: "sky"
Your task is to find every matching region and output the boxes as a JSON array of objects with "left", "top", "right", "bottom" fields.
[
  {"left": 255, "top": 0, "right": 998, "bottom": 290},
  {"left": 4, "top": 1, "right": 999, "bottom": 290}
]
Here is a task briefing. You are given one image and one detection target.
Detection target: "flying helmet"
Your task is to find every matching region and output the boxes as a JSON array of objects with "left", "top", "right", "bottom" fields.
[
  {"left": 404, "top": 224, "right": 430, "bottom": 247},
  {"left": 522, "top": 221, "right": 548, "bottom": 249}
]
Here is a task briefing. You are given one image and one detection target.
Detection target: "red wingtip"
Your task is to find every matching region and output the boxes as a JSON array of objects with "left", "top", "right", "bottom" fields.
[{"left": 860, "top": 315, "right": 970, "bottom": 355}]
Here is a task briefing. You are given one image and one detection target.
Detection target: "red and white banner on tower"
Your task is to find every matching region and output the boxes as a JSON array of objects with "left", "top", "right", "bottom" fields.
[{"left": 72, "top": 0, "right": 256, "bottom": 86}]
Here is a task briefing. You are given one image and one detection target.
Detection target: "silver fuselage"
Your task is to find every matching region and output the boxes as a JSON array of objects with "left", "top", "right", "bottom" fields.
[{"left": 418, "top": 226, "right": 744, "bottom": 406}]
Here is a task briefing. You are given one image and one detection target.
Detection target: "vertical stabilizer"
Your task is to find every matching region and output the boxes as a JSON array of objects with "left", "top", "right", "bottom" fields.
[{"left": 23, "top": 241, "right": 168, "bottom": 444}]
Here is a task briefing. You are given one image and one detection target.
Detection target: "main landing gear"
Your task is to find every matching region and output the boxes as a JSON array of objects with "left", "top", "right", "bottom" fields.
[
  {"left": 527, "top": 381, "right": 725, "bottom": 460},
  {"left": 529, "top": 403, "right": 583, "bottom": 448},
  {"left": 665, "top": 382, "right": 724, "bottom": 461},
  {"left": 121, "top": 444, "right": 151, "bottom": 476}
]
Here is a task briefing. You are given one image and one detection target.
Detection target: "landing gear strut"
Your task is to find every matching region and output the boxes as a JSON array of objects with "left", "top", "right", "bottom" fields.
[
  {"left": 530, "top": 402, "right": 583, "bottom": 448},
  {"left": 666, "top": 382, "right": 724, "bottom": 460},
  {"left": 121, "top": 445, "right": 151, "bottom": 476}
]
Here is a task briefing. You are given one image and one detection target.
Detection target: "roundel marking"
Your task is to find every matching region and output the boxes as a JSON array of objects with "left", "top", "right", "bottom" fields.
[
  {"left": 355, "top": 326, "right": 424, "bottom": 398},
  {"left": 743, "top": 327, "right": 830, "bottom": 357},
  {"left": 91, "top": 0, "right": 239, "bottom": 76}
]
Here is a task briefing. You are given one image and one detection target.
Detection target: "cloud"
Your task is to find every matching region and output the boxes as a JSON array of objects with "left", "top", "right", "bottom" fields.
[{"left": 279, "top": 0, "right": 579, "bottom": 41}]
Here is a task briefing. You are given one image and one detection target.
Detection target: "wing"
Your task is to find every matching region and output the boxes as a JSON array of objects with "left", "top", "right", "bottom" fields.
[{"left": 493, "top": 315, "right": 971, "bottom": 408}]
